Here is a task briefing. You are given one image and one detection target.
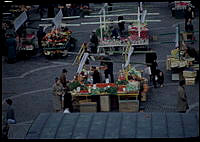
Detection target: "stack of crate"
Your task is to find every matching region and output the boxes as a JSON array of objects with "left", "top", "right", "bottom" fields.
[
  {"left": 100, "top": 96, "right": 110, "bottom": 112},
  {"left": 79, "top": 101, "right": 97, "bottom": 112},
  {"left": 119, "top": 100, "right": 139, "bottom": 112},
  {"left": 183, "top": 70, "right": 197, "bottom": 85}
]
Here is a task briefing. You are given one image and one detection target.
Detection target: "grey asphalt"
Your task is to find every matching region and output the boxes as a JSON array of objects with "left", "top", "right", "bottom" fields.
[{"left": 2, "top": 2, "right": 199, "bottom": 138}]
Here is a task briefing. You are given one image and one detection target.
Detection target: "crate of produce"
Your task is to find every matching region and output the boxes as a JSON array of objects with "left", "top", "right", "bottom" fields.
[
  {"left": 79, "top": 102, "right": 97, "bottom": 112},
  {"left": 100, "top": 96, "right": 110, "bottom": 112},
  {"left": 183, "top": 71, "right": 197, "bottom": 78},
  {"left": 185, "top": 78, "right": 195, "bottom": 85},
  {"left": 119, "top": 100, "right": 139, "bottom": 112}
]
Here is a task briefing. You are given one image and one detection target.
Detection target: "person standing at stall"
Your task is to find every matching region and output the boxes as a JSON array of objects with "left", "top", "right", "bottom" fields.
[
  {"left": 37, "top": 26, "right": 46, "bottom": 55},
  {"left": 91, "top": 66, "right": 101, "bottom": 84},
  {"left": 52, "top": 77, "right": 64, "bottom": 112},
  {"left": 185, "top": 18, "right": 194, "bottom": 42},
  {"left": 118, "top": 16, "right": 125, "bottom": 36},
  {"left": 100, "top": 56, "right": 114, "bottom": 83},
  {"left": 184, "top": 6, "right": 195, "bottom": 23},
  {"left": 60, "top": 69, "right": 68, "bottom": 88},
  {"left": 155, "top": 69, "right": 164, "bottom": 88},
  {"left": 177, "top": 80, "right": 189, "bottom": 113},
  {"left": 63, "top": 86, "right": 73, "bottom": 113},
  {"left": 47, "top": 4, "right": 55, "bottom": 18},
  {"left": 90, "top": 30, "right": 99, "bottom": 53},
  {"left": 5, "top": 33, "right": 17, "bottom": 64}
]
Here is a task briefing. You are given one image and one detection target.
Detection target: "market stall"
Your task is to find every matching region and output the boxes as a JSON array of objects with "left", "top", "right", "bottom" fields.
[
  {"left": 81, "top": 4, "right": 160, "bottom": 55},
  {"left": 128, "top": 22, "right": 149, "bottom": 48},
  {"left": 40, "top": 9, "right": 77, "bottom": 58},
  {"left": 41, "top": 28, "right": 74, "bottom": 58},
  {"left": 171, "top": 1, "right": 193, "bottom": 19},
  {"left": 16, "top": 33, "right": 37, "bottom": 58},
  {"left": 166, "top": 47, "right": 197, "bottom": 84},
  {"left": 68, "top": 53, "right": 149, "bottom": 112}
]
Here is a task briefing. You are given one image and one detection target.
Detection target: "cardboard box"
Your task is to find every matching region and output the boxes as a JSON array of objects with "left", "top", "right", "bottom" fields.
[
  {"left": 172, "top": 73, "right": 179, "bottom": 81},
  {"left": 100, "top": 96, "right": 110, "bottom": 112},
  {"left": 119, "top": 100, "right": 139, "bottom": 112},
  {"left": 185, "top": 78, "right": 195, "bottom": 85},
  {"left": 183, "top": 71, "right": 197, "bottom": 78}
]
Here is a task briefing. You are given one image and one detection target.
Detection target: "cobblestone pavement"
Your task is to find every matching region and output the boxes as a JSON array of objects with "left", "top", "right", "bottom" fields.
[{"left": 2, "top": 2, "right": 199, "bottom": 136}]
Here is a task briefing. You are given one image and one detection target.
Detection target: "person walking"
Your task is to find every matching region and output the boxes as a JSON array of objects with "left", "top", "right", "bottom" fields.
[
  {"left": 5, "top": 99, "right": 16, "bottom": 124},
  {"left": 52, "top": 78, "right": 64, "bottom": 112},
  {"left": 150, "top": 60, "right": 158, "bottom": 88},
  {"left": 90, "top": 30, "right": 99, "bottom": 53},
  {"left": 177, "top": 80, "right": 189, "bottom": 113},
  {"left": 156, "top": 69, "right": 164, "bottom": 87},
  {"left": 5, "top": 33, "right": 17, "bottom": 64},
  {"left": 60, "top": 69, "right": 68, "bottom": 88},
  {"left": 100, "top": 56, "right": 114, "bottom": 83}
]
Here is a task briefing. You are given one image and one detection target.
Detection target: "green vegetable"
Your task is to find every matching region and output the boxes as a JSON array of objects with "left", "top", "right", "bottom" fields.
[
  {"left": 116, "top": 80, "right": 128, "bottom": 85},
  {"left": 68, "top": 81, "right": 82, "bottom": 91},
  {"left": 105, "top": 87, "right": 118, "bottom": 95}
]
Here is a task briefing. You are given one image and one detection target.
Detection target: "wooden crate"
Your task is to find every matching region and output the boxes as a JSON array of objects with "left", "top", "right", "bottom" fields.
[
  {"left": 80, "top": 102, "right": 97, "bottom": 112},
  {"left": 172, "top": 73, "right": 179, "bottom": 81},
  {"left": 183, "top": 71, "right": 197, "bottom": 78},
  {"left": 185, "top": 78, "right": 195, "bottom": 85},
  {"left": 100, "top": 96, "right": 110, "bottom": 112},
  {"left": 119, "top": 100, "right": 139, "bottom": 112}
]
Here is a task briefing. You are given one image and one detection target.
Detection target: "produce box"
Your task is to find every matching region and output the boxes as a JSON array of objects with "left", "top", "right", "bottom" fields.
[
  {"left": 166, "top": 58, "right": 171, "bottom": 71},
  {"left": 79, "top": 102, "right": 97, "bottom": 112},
  {"left": 183, "top": 71, "right": 197, "bottom": 78},
  {"left": 172, "top": 73, "right": 179, "bottom": 81},
  {"left": 185, "top": 78, "right": 195, "bottom": 85},
  {"left": 119, "top": 100, "right": 139, "bottom": 112},
  {"left": 100, "top": 96, "right": 110, "bottom": 112}
]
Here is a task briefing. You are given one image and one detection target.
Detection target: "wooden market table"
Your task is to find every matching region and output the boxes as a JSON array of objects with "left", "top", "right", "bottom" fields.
[{"left": 71, "top": 91, "right": 140, "bottom": 112}]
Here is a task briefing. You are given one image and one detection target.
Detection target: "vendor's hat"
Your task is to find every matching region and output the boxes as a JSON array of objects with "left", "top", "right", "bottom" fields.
[{"left": 92, "top": 29, "right": 96, "bottom": 33}]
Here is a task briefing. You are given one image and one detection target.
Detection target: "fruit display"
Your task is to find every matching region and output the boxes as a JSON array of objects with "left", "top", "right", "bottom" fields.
[
  {"left": 42, "top": 29, "right": 72, "bottom": 48},
  {"left": 128, "top": 67, "right": 142, "bottom": 78}
]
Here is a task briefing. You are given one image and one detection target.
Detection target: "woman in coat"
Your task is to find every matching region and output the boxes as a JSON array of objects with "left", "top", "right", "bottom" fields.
[
  {"left": 52, "top": 78, "right": 65, "bottom": 112},
  {"left": 177, "top": 80, "right": 189, "bottom": 113}
]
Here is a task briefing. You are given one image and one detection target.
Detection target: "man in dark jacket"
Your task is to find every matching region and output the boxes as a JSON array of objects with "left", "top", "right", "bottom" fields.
[
  {"left": 91, "top": 66, "right": 101, "bottom": 84},
  {"left": 6, "top": 33, "right": 17, "bottom": 64},
  {"left": 90, "top": 30, "right": 99, "bottom": 53},
  {"left": 118, "top": 16, "right": 125, "bottom": 36},
  {"left": 63, "top": 86, "right": 73, "bottom": 112},
  {"left": 37, "top": 26, "right": 46, "bottom": 54},
  {"left": 60, "top": 69, "right": 68, "bottom": 88},
  {"left": 177, "top": 80, "right": 189, "bottom": 113},
  {"left": 100, "top": 56, "right": 114, "bottom": 83},
  {"left": 47, "top": 4, "right": 55, "bottom": 18},
  {"left": 185, "top": 18, "right": 194, "bottom": 41},
  {"left": 155, "top": 69, "right": 164, "bottom": 87},
  {"left": 5, "top": 99, "right": 16, "bottom": 124},
  {"left": 150, "top": 60, "right": 158, "bottom": 88}
]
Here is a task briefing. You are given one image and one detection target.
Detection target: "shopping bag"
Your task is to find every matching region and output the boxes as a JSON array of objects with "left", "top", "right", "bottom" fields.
[
  {"left": 144, "top": 67, "right": 151, "bottom": 75},
  {"left": 155, "top": 75, "right": 158, "bottom": 81}
]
